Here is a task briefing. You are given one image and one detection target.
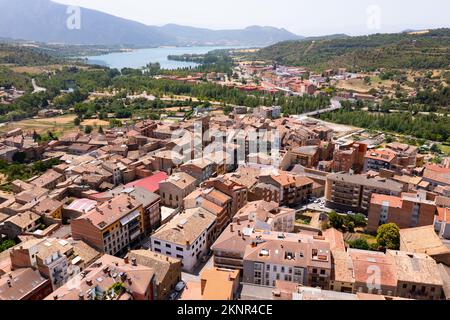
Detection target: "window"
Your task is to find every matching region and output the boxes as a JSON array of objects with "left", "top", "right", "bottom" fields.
[
  {"left": 166, "top": 244, "right": 171, "bottom": 248},
  {"left": 155, "top": 248, "right": 161, "bottom": 253},
  {"left": 154, "top": 240, "right": 161, "bottom": 246},
  {"left": 320, "top": 270, "right": 326, "bottom": 275},
  {"left": 281, "top": 267, "right": 285, "bottom": 273},
  {"left": 266, "top": 265, "right": 270, "bottom": 271},
  {"left": 176, "top": 247, "right": 183, "bottom": 252},
  {"left": 273, "top": 266, "right": 277, "bottom": 272},
  {"left": 176, "top": 255, "right": 183, "bottom": 259}
]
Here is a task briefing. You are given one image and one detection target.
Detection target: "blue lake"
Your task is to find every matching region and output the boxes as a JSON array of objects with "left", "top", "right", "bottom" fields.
[{"left": 82, "top": 46, "right": 247, "bottom": 70}]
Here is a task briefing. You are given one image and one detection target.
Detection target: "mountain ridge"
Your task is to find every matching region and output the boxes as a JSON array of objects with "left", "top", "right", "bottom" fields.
[{"left": 0, "top": 0, "right": 302, "bottom": 46}]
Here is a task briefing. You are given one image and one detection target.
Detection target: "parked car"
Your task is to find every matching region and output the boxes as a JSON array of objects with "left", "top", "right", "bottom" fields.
[{"left": 175, "top": 281, "right": 186, "bottom": 292}]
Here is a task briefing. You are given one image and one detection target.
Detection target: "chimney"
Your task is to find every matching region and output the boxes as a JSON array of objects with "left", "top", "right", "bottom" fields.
[
  {"left": 124, "top": 256, "right": 129, "bottom": 264},
  {"left": 53, "top": 295, "right": 58, "bottom": 300},
  {"left": 237, "top": 218, "right": 241, "bottom": 225},
  {"left": 131, "top": 257, "right": 137, "bottom": 266},
  {"left": 230, "top": 224, "right": 234, "bottom": 233},
  {"left": 7, "top": 280, "right": 12, "bottom": 288},
  {"left": 78, "top": 292, "right": 84, "bottom": 300}
]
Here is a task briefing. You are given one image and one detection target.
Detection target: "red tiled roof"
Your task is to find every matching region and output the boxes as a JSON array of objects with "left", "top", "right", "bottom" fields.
[
  {"left": 365, "top": 150, "right": 396, "bottom": 163},
  {"left": 370, "top": 194, "right": 403, "bottom": 208},
  {"left": 125, "top": 172, "right": 168, "bottom": 193}
]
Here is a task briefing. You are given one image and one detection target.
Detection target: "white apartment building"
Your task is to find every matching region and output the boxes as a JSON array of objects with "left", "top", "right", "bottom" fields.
[{"left": 150, "top": 208, "right": 216, "bottom": 272}]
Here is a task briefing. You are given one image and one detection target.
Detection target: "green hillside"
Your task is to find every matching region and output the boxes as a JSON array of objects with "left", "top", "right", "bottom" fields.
[{"left": 255, "top": 29, "right": 450, "bottom": 71}]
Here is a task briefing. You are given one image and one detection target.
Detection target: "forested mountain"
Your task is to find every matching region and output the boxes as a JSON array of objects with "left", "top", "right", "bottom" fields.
[
  {"left": 255, "top": 29, "right": 450, "bottom": 71},
  {"left": 0, "top": 0, "right": 301, "bottom": 46},
  {"left": 158, "top": 24, "right": 302, "bottom": 46}
]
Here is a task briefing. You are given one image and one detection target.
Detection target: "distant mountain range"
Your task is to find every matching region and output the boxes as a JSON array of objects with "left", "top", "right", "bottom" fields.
[{"left": 0, "top": 0, "right": 303, "bottom": 47}]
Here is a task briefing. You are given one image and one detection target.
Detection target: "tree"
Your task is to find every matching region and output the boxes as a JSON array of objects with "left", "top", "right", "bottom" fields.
[
  {"left": 430, "top": 144, "right": 441, "bottom": 154},
  {"left": 352, "top": 213, "right": 368, "bottom": 228},
  {"left": 32, "top": 130, "right": 41, "bottom": 142},
  {"left": 98, "top": 126, "right": 104, "bottom": 134},
  {"left": 12, "top": 152, "right": 26, "bottom": 164},
  {"left": 328, "top": 212, "right": 344, "bottom": 230},
  {"left": 74, "top": 117, "right": 81, "bottom": 126},
  {"left": 376, "top": 223, "right": 400, "bottom": 250},
  {"left": 348, "top": 238, "right": 370, "bottom": 250},
  {"left": 0, "top": 239, "right": 16, "bottom": 253},
  {"left": 346, "top": 221, "right": 355, "bottom": 233},
  {"left": 84, "top": 125, "right": 93, "bottom": 134}
]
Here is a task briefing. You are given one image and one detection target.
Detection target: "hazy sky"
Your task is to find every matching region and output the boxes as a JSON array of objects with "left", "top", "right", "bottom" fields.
[{"left": 53, "top": 0, "right": 450, "bottom": 36}]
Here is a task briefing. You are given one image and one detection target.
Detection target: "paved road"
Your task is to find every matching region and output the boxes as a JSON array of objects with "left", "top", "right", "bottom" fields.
[
  {"left": 181, "top": 255, "right": 214, "bottom": 284},
  {"left": 32, "top": 79, "right": 47, "bottom": 93},
  {"left": 292, "top": 98, "right": 342, "bottom": 119}
]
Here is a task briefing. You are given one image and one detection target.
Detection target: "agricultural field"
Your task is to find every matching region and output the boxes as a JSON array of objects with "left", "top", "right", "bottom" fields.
[{"left": 0, "top": 114, "right": 76, "bottom": 134}]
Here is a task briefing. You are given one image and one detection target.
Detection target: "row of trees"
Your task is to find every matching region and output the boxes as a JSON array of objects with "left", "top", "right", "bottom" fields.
[
  {"left": 319, "top": 109, "right": 450, "bottom": 142},
  {"left": 112, "top": 77, "right": 331, "bottom": 111}
]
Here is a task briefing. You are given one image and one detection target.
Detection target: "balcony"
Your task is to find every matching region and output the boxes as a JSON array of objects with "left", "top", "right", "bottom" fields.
[{"left": 214, "top": 256, "right": 243, "bottom": 268}]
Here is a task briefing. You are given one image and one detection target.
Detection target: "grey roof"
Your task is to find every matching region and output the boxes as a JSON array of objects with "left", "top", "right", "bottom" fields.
[{"left": 328, "top": 173, "right": 403, "bottom": 192}]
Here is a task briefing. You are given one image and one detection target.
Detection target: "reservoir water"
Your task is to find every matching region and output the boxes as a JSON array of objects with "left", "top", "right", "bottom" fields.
[{"left": 83, "top": 46, "right": 246, "bottom": 70}]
